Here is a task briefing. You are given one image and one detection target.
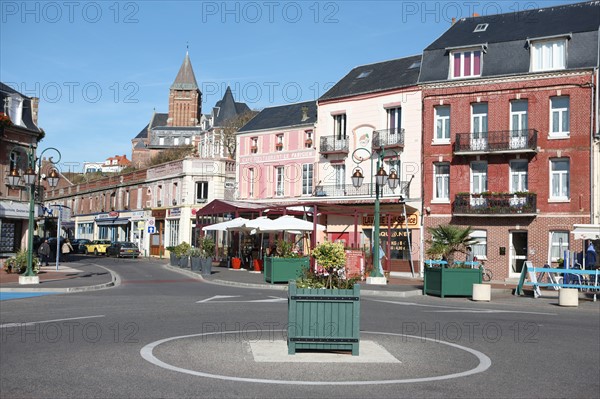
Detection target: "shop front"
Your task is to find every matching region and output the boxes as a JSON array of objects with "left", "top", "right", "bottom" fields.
[{"left": 0, "top": 201, "right": 29, "bottom": 257}]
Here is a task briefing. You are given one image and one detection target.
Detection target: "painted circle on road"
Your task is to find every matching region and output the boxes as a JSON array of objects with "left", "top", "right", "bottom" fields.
[{"left": 140, "top": 330, "right": 491, "bottom": 385}]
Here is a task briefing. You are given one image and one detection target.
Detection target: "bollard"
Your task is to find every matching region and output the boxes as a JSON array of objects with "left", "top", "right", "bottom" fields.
[
  {"left": 558, "top": 288, "right": 578, "bottom": 307},
  {"left": 472, "top": 283, "right": 491, "bottom": 301}
]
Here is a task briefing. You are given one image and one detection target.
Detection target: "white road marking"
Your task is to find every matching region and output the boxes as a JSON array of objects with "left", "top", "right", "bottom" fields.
[
  {"left": 197, "top": 295, "right": 286, "bottom": 303},
  {"left": 370, "top": 299, "right": 557, "bottom": 316},
  {"left": 0, "top": 315, "right": 105, "bottom": 329},
  {"left": 196, "top": 295, "right": 240, "bottom": 303}
]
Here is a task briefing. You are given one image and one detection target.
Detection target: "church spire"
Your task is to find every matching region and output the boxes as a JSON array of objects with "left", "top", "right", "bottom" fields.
[{"left": 170, "top": 51, "right": 199, "bottom": 91}]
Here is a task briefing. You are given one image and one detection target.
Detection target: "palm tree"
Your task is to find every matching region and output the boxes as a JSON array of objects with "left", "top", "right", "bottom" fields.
[{"left": 426, "top": 225, "right": 478, "bottom": 266}]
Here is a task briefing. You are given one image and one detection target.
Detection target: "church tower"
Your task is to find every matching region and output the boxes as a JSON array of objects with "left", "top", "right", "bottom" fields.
[{"left": 167, "top": 51, "right": 202, "bottom": 127}]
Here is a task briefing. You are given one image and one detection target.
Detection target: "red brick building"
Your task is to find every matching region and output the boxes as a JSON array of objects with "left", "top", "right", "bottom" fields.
[{"left": 419, "top": 2, "right": 599, "bottom": 279}]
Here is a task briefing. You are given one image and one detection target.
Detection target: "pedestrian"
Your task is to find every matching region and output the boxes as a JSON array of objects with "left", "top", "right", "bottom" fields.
[
  {"left": 38, "top": 239, "right": 51, "bottom": 266},
  {"left": 585, "top": 242, "right": 597, "bottom": 270},
  {"left": 466, "top": 246, "right": 475, "bottom": 264},
  {"left": 61, "top": 239, "right": 74, "bottom": 263}
]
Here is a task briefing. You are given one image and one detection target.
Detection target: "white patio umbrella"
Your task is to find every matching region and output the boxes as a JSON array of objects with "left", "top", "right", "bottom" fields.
[
  {"left": 255, "top": 215, "right": 325, "bottom": 233},
  {"left": 202, "top": 217, "right": 249, "bottom": 231}
]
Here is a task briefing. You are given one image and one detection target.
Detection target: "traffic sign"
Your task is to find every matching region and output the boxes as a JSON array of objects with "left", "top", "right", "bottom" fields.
[
  {"left": 147, "top": 226, "right": 156, "bottom": 234},
  {"left": 147, "top": 217, "right": 155, "bottom": 227}
]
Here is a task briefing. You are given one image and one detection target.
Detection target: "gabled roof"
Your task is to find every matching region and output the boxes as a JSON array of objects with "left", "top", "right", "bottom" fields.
[
  {"left": 319, "top": 55, "right": 421, "bottom": 101},
  {"left": 213, "top": 86, "right": 251, "bottom": 127},
  {"left": 426, "top": 1, "right": 600, "bottom": 50},
  {"left": 0, "top": 82, "right": 41, "bottom": 133},
  {"left": 170, "top": 52, "right": 199, "bottom": 91},
  {"left": 237, "top": 101, "right": 316, "bottom": 133},
  {"left": 134, "top": 112, "right": 168, "bottom": 139}
]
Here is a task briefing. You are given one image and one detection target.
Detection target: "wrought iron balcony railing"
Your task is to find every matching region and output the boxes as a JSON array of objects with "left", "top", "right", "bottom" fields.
[
  {"left": 313, "top": 182, "right": 410, "bottom": 199},
  {"left": 319, "top": 136, "right": 349, "bottom": 156},
  {"left": 452, "top": 193, "right": 537, "bottom": 216},
  {"left": 372, "top": 128, "right": 405, "bottom": 149},
  {"left": 454, "top": 129, "right": 538, "bottom": 154}
]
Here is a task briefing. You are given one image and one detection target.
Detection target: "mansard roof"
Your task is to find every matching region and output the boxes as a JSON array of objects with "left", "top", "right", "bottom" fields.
[
  {"left": 0, "top": 82, "right": 41, "bottom": 133},
  {"left": 319, "top": 55, "right": 421, "bottom": 101},
  {"left": 134, "top": 112, "right": 168, "bottom": 139},
  {"left": 170, "top": 52, "right": 199, "bottom": 91},
  {"left": 237, "top": 100, "right": 316, "bottom": 133},
  {"left": 419, "top": 1, "right": 600, "bottom": 83}
]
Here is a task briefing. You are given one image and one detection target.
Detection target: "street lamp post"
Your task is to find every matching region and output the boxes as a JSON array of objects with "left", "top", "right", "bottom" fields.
[
  {"left": 7, "top": 146, "right": 61, "bottom": 285},
  {"left": 351, "top": 146, "right": 400, "bottom": 285}
]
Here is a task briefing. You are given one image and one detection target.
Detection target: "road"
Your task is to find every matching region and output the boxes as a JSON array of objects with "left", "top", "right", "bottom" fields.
[{"left": 1, "top": 257, "right": 598, "bottom": 398}]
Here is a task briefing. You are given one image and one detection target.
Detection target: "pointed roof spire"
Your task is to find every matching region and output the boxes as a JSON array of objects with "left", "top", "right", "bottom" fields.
[{"left": 171, "top": 51, "right": 199, "bottom": 91}]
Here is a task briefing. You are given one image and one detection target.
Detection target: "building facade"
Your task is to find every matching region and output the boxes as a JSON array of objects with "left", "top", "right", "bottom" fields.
[{"left": 419, "top": 2, "right": 599, "bottom": 279}]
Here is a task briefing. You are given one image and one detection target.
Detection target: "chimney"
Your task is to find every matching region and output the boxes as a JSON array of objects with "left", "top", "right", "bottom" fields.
[
  {"left": 451, "top": 17, "right": 456, "bottom": 25},
  {"left": 301, "top": 106, "right": 309, "bottom": 122},
  {"left": 473, "top": 13, "right": 480, "bottom": 17},
  {"left": 31, "top": 97, "right": 39, "bottom": 126}
]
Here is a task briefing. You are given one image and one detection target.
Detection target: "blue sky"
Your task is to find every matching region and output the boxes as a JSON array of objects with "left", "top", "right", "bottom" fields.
[{"left": 1, "top": 0, "right": 579, "bottom": 171}]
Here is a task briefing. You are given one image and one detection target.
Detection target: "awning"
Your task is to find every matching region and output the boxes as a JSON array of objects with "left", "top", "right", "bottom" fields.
[
  {"left": 96, "top": 218, "right": 130, "bottom": 226},
  {"left": 572, "top": 224, "right": 600, "bottom": 240}
]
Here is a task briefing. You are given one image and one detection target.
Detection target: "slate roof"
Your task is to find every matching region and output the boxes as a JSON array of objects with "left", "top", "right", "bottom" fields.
[
  {"left": 0, "top": 82, "right": 41, "bottom": 133},
  {"left": 134, "top": 112, "right": 168, "bottom": 139},
  {"left": 170, "top": 52, "right": 199, "bottom": 91},
  {"left": 213, "top": 86, "right": 251, "bottom": 127},
  {"left": 420, "top": 1, "right": 600, "bottom": 83},
  {"left": 237, "top": 100, "right": 316, "bottom": 133},
  {"left": 319, "top": 55, "right": 421, "bottom": 101}
]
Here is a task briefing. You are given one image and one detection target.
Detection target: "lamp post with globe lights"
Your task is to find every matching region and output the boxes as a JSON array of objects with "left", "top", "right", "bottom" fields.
[{"left": 7, "top": 146, "right": 61, "bottom": 285}]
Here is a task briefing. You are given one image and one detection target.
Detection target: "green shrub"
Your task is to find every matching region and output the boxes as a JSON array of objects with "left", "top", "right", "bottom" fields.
[
  {"left": 3, "top": 251, "right": 40, "bottom": 274},
  {"left": 173, "top": 242, "right": 191, "bottom": 257}
]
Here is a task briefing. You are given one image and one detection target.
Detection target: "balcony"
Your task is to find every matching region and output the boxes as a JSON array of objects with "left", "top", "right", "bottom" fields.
[
  {"left": 454, "top": 129, "right": 538, "bottom": 155},
  {"left": 314, "top": 182, "right": 410, "bottom": 199},
  {"left": 319, "top": 136, "right": 349, "bottom": 157},
  {"left": 372, "top": 128, "right": 404, "bottom": 150},
  {"left": 452, "top": 193, "right": 537, "bottom": 216}
]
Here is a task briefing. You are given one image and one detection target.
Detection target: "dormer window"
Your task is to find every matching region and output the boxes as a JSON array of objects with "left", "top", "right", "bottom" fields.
[
  {"left": 530, "top": 38, "right": 566, "bottom": 72},
  {"left": 473, "top": 23, "right": 488, "bottom": 32},
  {"left": 450, "top": 49, "right": 482, "bottom": 79}
]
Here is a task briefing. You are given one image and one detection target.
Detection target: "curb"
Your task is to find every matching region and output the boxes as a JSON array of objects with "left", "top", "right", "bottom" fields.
[
  {"left": 165, "top": 264, "right": 424, "bottom": 298},
  {"left": 0, "top": 264, "right": 120, "bottom": 293}
]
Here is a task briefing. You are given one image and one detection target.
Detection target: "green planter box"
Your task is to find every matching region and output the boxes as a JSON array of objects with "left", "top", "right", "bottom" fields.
[
  {"left": 287, "top": 281, "right": 361, "bottom": 356},
  {"left": 423, "top": 266, "right": 482, "bottom": 297},
  {"left": 263, "top": 257, "right": 309, "bottom": 284}
]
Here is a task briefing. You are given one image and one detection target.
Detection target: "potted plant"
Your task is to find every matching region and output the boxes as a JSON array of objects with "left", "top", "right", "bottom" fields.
[
  {"left": 424, "top": 225, "right": 482, "bottom": 297},
  {"left": 3, "top": 250, "right": 40, "bottom": 274},
  {"left": 263, "top": 239, "right": 309, "bottom": 284},
  {"left": 189, "top": 247, "right": 203, "bottom": 272},
  {"left": 166, "top": 246, "right": 177, "bottom": 266},
  {"left": 173, "top": 242, "right": 191, "bottom": 268},
  {"left": 288, "top": 241, "right": 361, "bottom": 356},
  {"left": 199, "top": 235, "right": 215, "bottom": 276}
]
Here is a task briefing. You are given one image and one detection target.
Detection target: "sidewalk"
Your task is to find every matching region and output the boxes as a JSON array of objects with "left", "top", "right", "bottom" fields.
[{"left": 0, "top": 262, "right": 117, "bottom": 292}]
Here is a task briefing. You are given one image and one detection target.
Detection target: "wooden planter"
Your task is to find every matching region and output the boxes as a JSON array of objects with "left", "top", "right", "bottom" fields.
[
  {"left": 263, "top": 257, "right": 309, "bottom": 284},
  {"left": 423, "top": 266, "right": 482, "bottom": 297},
  {"left": 287, "top": 281, "right": 361, "bottom": 356}
]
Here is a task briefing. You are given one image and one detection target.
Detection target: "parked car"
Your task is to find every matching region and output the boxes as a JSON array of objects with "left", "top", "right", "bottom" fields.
[
  {"left": 71, "top": 239, "right": 92, "bottom": 254},
  {"left": 106, "top": 242, "right": 141, "bottom": 258},
  {"left": 85, "top": 240, "right": 112, "bottom": 256}
]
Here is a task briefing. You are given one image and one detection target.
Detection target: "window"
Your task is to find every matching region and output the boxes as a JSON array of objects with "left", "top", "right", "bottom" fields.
[
  {"left": 159, "top": 137, "right": 165, "bottom": 146},
  {"left": 302, "top": 164, "right": 313, "bottom": 195},
  {"left": 550, "top": 231, "right": 569, "bottom": 261},
  {"left": 333, "top": 164, "right": 345, "bottom": 190},
  {"left": 333, "top": 114, "right": 347, "bottom": 140},
  {"left": 275, "top": 166, "right": 284, "bottom": 197},
  {"left": 250, "top": 137, "right": 258, "bottom": 153},
  {"left": 473, "top": 23, "right": 488, "bottom": 32},
  {"left": 137, "top": 187, "right": 142, "bottom": 209},
  {"left": 550, "top": 97, "right": 570, "bottom": 137},
  {"left": 471, "top": 161, "right": 488, "bottom": 194},
  {"left": 248, "top": 168, "right": 255, "bottom": 198},
  {"left": 196, "top": 181, "right": 208, "bottom": 203},
  {"left": 510, "top": 100, "right": 529, "bottom": 148},
  {"left": 510, "top": 160, "right": 528, "bottom": 193},
  {"left": 434, "top": 106, "right": 450, "bottom": 142},
  {"left": 433, "top": 163, "right": 450, "bottom": 201},
  {"left": 470, "top": 230, "right": 487, "bottom": 260},
  {"left": 550, "top": 159, "right": 569, "bottom": 200},
  {"left": 174, "top": 137, "right": 179, "bottom": 146},
  {"left": 471, "top": 103, "right": 488, "bottom": 150},
  {"left": 451, "top": 50, "right": 482, "bottom": 78},
  {"left": 387, "top": 107, "right": 402, "bottom": 134},
  {"left": 185, "top": 137, "right": 190, "bottom": 145},
  {"left": 276, "top": 134, "right": 283, "bottom": 151},
  {"left": 356, "top": 70, "right": 372, "bottom": 79},
  {"left": 531, "top": 39, "right": 566, "bottom": 72},
  {"left": 305, "top": 130, "right": 313, "bottom": 148},
  {"left": 168, "top": 219, "right": 179, "bottom": 248}
]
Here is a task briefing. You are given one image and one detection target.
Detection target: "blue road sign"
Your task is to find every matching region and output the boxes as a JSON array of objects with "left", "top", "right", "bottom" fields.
[{"left": 147, "top": 226, "right": 156, "bottom": 234}]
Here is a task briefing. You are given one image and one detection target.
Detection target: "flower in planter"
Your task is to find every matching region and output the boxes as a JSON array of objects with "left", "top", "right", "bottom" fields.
[
  {"left": 299, "top": 241, "right": 358, "bottom": 289},
  {"left": 0, "top": 112, "right": 13, "bottom": 128},
  {"left": 426, "top": 225, "right": 478, "bottom": 267},
  {"left": 3, "top": 250, "right": 40, "bottom": 274},
  {"left": 197, "top": 236, "right": 215, "bottom": 258},
  {"left": 173, "top": 242, "right": 191, "bottom": 257}
]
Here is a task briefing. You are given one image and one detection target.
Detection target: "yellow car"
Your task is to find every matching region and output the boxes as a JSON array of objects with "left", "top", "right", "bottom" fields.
[{"left": 85, "top": 240, "right": 112, "bottom": 256}]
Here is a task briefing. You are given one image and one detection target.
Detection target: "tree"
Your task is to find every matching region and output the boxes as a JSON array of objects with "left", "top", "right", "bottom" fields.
[
  {"left": 426, "top": 225, "right": 478, "bottom": 266},
  {"left": 218, "top": 111, "right": 258, "bottom": 159},
  {"left": 147, "top": 145, "right": 194, "bottom": 167}
]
